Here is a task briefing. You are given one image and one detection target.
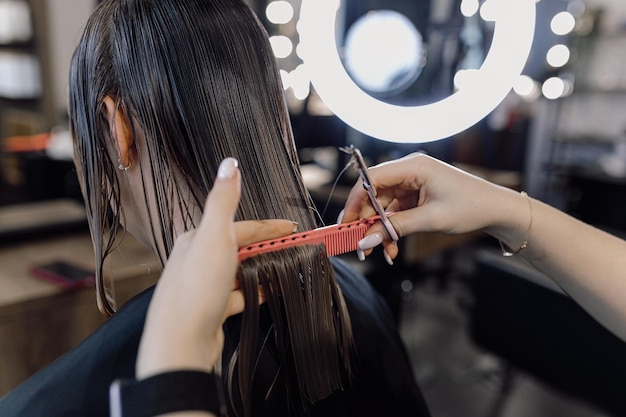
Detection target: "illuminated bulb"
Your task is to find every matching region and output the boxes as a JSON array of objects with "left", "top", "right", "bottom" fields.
[
  {"left": 567, "top": 0, "right": 585, "bottom": 17},
  {"left": 479, "top": 0, "right": 501, "bottom": 22},
  {"left": 460, "top": 0, "right": 480, "bottom": 17},
  {"left": 269, "top": 35, "right": 293, "bottom": 58},
  {"left": 290, "top": 64, "right": 311, "bottom": 100},
  {"left": 513, "top": 75, "right": 537, "bottom": 97},
  {"left": 266, "top": 1, "right": 294, "bottom": 25},
  {"left": 291, "top": 64, "right": 308, "bottom": 81},
  {"left": 551, "top": 11, "right": 576, "bottom": 35},
  {"left": 562, "top": 77, "right": 574, "bottom": 97},
  {"left": 542, "top": 77, "right": 565, "bottom": 99},
  {"left": 295, "top": 42, "right": 306, "bottom": 59},
  {"left": 546, "top": 44, "right": 570, "bottom": 68},
  {"left": 0, "top": 1, "right": 32, "bottom": 43},
  {"left": 279, "top": 69, "right": 290, "bottom": 90},
  {"left": 292, "top": 83, "right": 311, "bottom": 100},
  {"left": 453, "top": 69, "right": 478, "bottom": 90}
]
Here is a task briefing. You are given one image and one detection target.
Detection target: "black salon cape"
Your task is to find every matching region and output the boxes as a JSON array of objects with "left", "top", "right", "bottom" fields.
[{"left": 0, "top": 258, "right": 430, "bottom": 417}]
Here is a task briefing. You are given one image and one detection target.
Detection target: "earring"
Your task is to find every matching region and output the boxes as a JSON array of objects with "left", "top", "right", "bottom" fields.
[{"left": 117, "top": 158, "right": 132, "bottom": 171}]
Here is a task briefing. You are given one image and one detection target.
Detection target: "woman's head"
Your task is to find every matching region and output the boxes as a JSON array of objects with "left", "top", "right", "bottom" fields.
[
  {"left": 69, "top": 0, "right": 352, "bottom": 413},
  {"left": 70, "top": 0, "right": 310, "bottom": 256}
]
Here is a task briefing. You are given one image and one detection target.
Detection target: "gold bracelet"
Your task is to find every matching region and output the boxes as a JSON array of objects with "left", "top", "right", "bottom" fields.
[{"left": 499, "top": 191, "right": 532, "bottom": 257}]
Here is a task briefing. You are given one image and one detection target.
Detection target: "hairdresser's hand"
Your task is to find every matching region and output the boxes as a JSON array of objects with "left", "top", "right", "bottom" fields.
[
  {"left": 342, "top": 153, "right": 524, "bottom": 261},
  {"left": 137, "top": 157, "right": 296, "bottom": 379}
]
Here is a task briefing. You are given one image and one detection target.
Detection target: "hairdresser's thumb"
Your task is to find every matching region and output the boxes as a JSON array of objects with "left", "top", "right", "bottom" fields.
[{"left": 200, "top": 157, "right": 241, "bottom": 235}]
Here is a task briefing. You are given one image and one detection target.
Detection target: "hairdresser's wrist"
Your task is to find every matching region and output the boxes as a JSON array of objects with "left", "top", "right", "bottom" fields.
[
  {"left": 110, "top": 370, "right": 221, "bottom": 417},
  {"left": 482, "top": 186, "right": 532, "bottom": 250}
]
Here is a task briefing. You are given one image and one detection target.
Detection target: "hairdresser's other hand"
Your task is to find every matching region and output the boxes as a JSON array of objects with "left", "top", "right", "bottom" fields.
[
  {"left": 344, "top": 153, "right": 626, "bottom": 343},
  {"left": 342, "top": 153, "right": 523, "bottom": 261},
  {"left": 137, "top": 157, "right": 296, "bottom": 379}
]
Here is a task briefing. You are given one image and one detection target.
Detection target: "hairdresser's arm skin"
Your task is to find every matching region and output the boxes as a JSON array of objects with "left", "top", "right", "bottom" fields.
[
  {"left": 342, "top": 153, "right": 626, "bottom": 342},
  {"left": 135, "top": 158, "right": 295, "bottom": 417}
]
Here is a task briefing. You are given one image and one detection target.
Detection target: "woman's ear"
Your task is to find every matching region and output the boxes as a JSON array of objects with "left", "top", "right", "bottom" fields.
[{"left": 103, "top": 96, "right": 135, "bottom": 169}]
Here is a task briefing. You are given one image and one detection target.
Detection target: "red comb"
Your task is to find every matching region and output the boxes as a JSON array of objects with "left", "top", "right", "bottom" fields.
[{"left": 238, "top": 216, "right": 381, "bottom": 261}]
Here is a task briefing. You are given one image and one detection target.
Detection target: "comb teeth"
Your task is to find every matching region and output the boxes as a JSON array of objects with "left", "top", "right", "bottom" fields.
[{"left": 323, "top": 223, "right": 369, "bottom": 256}]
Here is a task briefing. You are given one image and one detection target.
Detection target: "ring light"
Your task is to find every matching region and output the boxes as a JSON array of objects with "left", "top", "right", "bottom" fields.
[{"left": 298, "top": 0, "right": 536, "bottom": 143}]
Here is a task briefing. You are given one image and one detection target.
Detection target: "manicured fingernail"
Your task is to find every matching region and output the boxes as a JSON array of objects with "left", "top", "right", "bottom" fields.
[
  {"left": 336, "top": 209, "right": 345, "bottom": 224},
  {"left": 291, "top": 222, "right": 299, "bottom": 233},
  {"left": 383, "top": 250, "right": 394, "bottom": 266},
  {"left": 358, "top": 232, "right": 383, "bottom": 251},
  {"left": 217, "top": 157, "right": 238, "bottom": 179},
  {"left": 357, "top": 248, "right": 365, "bottom": 261}
]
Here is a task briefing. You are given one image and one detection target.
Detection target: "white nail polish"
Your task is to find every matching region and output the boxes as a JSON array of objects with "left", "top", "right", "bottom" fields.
[
  {"left": 357, "top": 249, "right": 365, "bottom": 261},
  {"left": 383, "top": 250, "right": 394, "bottom": 266},
  {"left": 336, "top": 209, "right": 345, "bottom": 224},
  {"left": 217, "top": 157, "right": 238, "bottom": 179},
  {"left": 358, "top": 233, "right": 383, "bottom": 251}
]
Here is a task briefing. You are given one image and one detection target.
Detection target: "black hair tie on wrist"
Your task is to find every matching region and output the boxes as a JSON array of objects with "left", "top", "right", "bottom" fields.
[{"left": 110, "top": 370, "right": 225, "bottom": 417}]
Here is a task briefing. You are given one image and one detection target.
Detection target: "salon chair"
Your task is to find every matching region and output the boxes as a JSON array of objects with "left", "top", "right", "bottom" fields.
[{"left": 470, "top": 248, "right": 626, "bottom": 416}]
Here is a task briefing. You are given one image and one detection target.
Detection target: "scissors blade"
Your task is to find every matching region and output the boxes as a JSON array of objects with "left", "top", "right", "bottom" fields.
[{"left": 340, "top": 145, "right": 399, "bottom": 242}]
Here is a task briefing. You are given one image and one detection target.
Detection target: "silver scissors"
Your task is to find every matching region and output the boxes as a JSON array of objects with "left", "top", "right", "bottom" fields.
[{"left": 340, "top": 145, "right": 399, "bottom": 242}]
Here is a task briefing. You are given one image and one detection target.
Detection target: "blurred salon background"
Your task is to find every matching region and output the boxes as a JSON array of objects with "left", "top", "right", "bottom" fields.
[{"left": 1, "top": 1, "right": 626, "bottom": 416}]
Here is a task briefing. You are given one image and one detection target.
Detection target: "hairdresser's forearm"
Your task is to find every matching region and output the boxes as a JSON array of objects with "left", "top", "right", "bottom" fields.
[
  {"left": 136, "top": 301, "right": 221, "bottom": 379},
  {"left": 486, "top": 190, "right": 626, "bottom": 341}
]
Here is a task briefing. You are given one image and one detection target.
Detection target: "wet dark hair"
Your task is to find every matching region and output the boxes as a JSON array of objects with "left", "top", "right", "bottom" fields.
[{"left": 68, "top": 0, "right": 353, "bottom": 415}]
